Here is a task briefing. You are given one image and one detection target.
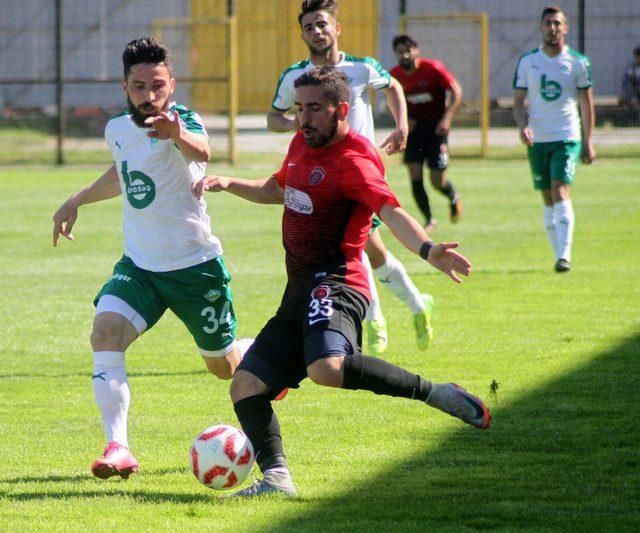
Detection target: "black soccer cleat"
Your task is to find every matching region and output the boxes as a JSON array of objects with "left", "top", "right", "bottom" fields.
[{"left": 555, "top": 259, "right": 570, "bottom": 273}]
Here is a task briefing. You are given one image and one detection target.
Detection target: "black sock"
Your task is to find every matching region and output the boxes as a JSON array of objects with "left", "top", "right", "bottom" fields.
[
  {"left": 342, "top": 353, "right": 431, "bottom": 401},
  {"left": 233, "top": 395, "right": 286, "bottom": 472},
  {"left": 440, "top": 181, "right": 457, "bottom": 202},
  {"left": 411, "top": 180, "right": 432, "bottom": 223}
]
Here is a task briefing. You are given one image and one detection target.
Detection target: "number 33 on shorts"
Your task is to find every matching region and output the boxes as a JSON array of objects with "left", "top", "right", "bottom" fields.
[{"left": 308, "top": 285, "right": 334, "bottom": 325}]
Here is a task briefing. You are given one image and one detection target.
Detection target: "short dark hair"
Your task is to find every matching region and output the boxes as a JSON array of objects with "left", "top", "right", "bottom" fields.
[
  {"left": 392, "top": 34, "right": 418, "bottom": 50},
  {"left": 298, "top": 0, "right": 338, "bottom": 26},
  {"left": 541, "top": 6, "right": 566, "bottom": 21},
  {"left": 294, "top": 66, "right": 350, "bottom": 107},
  {"left": 634, "top": 46, "right": 640, "bottom": 57},
  {"left": 122, "top": 36, "right": 172, "bottom": 79}
]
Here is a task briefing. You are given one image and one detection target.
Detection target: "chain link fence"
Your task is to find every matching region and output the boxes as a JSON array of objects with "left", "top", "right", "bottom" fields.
[{"left": 1, "top": 0, "right": 639, "bottom": 163}]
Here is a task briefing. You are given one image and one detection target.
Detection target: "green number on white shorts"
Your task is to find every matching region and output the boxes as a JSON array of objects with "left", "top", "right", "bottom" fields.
[{"left": 201, "top": 301, "right": 232, "bottom": 334}]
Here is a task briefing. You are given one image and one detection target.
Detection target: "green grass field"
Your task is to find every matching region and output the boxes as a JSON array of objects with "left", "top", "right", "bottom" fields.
[{"left": 0, "top": 155, "right": 639, "bottom": 531}]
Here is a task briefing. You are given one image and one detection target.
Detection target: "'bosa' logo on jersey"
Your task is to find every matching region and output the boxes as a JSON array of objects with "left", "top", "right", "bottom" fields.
[
  {"left": 121, "top": 160, "right": 156, "bottom": 209},
  {"left": 540, "top": 74, "right": 562, "bottom": 102},
  {"left": 308, "top": 167, "right": 326, "bottom": 186},
  {"left": 284, "top": 186, "right": 313, "bottom": 215}
]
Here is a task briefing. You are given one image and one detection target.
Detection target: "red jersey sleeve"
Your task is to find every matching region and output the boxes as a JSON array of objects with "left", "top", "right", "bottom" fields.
[
  {"left": 430, "top": 60, "right": 456, "bottom": 90},
  {"left": 340, "top": 151, "right": 400, "bottom": 215}
]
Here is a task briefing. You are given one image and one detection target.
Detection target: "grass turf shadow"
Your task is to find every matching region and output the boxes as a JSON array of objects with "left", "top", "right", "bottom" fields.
[{"left": 266, "top": 333, "right": 640, "bottom": 531}]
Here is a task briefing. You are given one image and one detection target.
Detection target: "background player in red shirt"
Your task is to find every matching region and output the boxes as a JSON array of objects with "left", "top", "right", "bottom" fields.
[
  {"left": 391, "top": 34, "right": 463, "bottom": 231},
  {"left": 195, "top": 67, "right": 491, "bottom": 498}
]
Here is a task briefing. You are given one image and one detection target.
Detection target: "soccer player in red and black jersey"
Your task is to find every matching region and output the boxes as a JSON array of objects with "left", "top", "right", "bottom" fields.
[
  {"left": 195, "top": 67, "right": 491, "bottom": 498},
  {"left": 391, "top": 34, "right": 463, "bottom": 231}
]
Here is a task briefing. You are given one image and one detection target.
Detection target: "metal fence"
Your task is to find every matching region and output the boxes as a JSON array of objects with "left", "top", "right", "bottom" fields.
[{"left": 1, "top": 0, "right": 639, "bottom": 163}]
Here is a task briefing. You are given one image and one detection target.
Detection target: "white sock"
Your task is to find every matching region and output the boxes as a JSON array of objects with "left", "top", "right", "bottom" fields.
[
  {"left": 93, "top": 351, "right": 130, "bottom": 447},
  {"left": 362, "top": 253, "right": 384, "bottom": 322},
  {"left": 374, "top": 252, "right": 425, "bottom": 314},
  {"left": 543, "top": 205, "right": 560, "bottom": 259},
  {"left": 554, "top": 199, "right": 574, "bottom": 261}
]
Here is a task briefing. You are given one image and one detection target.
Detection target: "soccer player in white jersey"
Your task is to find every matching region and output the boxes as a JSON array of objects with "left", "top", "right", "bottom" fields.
[
  {"left": 513, "top": 6, "right": 595, "bottom": 272},
  {"left": 267, "top": 0, "right": 433, "bottom": 356},
  {"left": 51, "top": 37, "right": 247, "bottom": 480}
]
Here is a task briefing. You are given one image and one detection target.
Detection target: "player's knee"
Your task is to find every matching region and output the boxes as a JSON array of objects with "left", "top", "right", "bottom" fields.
[
  {"left": 307, "top": 358, "right": 343, "bottom": 387},
  {"left": 90, "top": 315, "right": 129, "bottom": 350},
  {"left": 230, "top": 370, "right": 268, "bottom": 403}
]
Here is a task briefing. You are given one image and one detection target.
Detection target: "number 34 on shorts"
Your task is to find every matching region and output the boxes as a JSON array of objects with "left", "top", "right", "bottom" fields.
[{"left": 308, "top": 285, "right": 334, "bottom": 325}]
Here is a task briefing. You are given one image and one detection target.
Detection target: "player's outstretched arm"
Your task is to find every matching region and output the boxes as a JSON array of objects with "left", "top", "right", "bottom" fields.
[
  {"left": 193, "top": 175, "right": 284, "bottom": 205},
  {"left": 267, "top": 109, "right": 300, "bottom": 133},
  {"left": 379, "top": 77, "right": 409, "bottom": 154},
  {"left": 379, "top": 203, "right": 471, "bottom": 283},
  {"left": 52, "top": 165, "right": 120, "bottom": 246},
  {"left": 145, "top": 110, "right": 210, "bottom": 162},
  {"left": 513, "top": 89, "right": 533, "bottom": 146}
]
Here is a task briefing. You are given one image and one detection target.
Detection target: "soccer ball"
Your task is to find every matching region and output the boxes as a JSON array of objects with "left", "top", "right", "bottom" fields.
[{"left": 189, "top": 424, "right": 254, "bottom": 490}]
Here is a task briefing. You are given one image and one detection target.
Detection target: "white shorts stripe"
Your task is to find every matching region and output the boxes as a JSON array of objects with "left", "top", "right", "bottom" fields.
[{"left": 95, "top": 294, "right": 148, "bottom": 335}]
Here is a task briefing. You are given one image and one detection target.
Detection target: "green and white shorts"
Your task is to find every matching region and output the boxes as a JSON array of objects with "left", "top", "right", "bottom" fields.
[
  {"left": 94, "top": 255, "right": 237, "bottom": 356},
  {"left": 527, "top": 140, "right": 582, "bottom": 190}
]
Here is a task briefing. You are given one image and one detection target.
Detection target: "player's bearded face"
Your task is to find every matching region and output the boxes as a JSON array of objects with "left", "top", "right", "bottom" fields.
[
  {"left": 123, "top": 63, "right": 174, "bottom": 128},
  {"left": 300, "top": 109, "right": 339, "bottom": 148},
  {"left": 394, "top": 44, "right": 417, "bottom": 71}
]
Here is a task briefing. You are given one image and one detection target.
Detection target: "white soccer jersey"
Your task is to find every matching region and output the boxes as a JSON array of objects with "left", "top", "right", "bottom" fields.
[
  {"left": 104, "top": 103, "right": 221, "bottom": 272},
  {"left": 271, "top": 52, "right": 391, "bottom": 143},
  {"left": 513, "top": 46, "right": 592, "bottom": 142}
]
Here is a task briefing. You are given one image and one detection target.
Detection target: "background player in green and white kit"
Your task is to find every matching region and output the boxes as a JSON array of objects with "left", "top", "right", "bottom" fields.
[
  {"left": 52, "top": 37, "right": 245, "bottom": 479},
  {"left": 267, "top": 0, "right": 433, "bottom": 356},
  {"left": 513, "top": 6, "right": 595, "bottom": 272}
]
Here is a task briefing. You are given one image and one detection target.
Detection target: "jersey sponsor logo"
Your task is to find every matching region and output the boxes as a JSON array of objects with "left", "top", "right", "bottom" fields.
[
  {"left": 284, "top": 186, "right": 313, "bottom": 215},
  {"left": 121, "top": 160, "right": 156, "bottom": 209},
  {"left": 114, "top": 140, "right": 122, "bottom": 150},
  {"left": 308, "top": 167, "right": 326, "bottom": 186},
  {"left": 540, "top": 74, "right": 562, "bottom": 102},
  {"left": 406, "top": 92, "right": 433, "bottom": 104},
  {"left": 110, "top": 273, "right": 132, "bottom": 282}
]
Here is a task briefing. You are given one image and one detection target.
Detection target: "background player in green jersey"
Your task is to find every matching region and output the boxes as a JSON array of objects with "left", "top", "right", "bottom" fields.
[
  {"left": 267, "top": 0, "right": 433, "bottom": 357},
  {"left": 52, "top": 37, "right": 245, "bottom": 480},
  {"left": 513, "top": 6, "right": 595, "bottom": 272}
]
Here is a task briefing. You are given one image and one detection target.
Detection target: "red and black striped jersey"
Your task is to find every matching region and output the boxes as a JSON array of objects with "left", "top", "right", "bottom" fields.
[{"left": 274, "top": 129, "right": 400, "bottom": 301}]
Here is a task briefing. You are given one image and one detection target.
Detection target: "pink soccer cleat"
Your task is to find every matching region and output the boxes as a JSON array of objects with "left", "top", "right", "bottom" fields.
[{"left": 91, "top": 441, "right": 139, "bottom": 480}]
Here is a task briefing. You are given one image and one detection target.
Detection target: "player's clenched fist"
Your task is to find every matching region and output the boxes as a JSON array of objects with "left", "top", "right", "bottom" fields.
[{"left": 193, "top": 175, "right": 231, "bottom": 198}]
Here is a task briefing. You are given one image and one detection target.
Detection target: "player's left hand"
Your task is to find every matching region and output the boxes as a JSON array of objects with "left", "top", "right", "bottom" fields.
[
  {"left": 145, "top": 110, "right": 181, "bottom": 140},
  {"left": 193, "top": 175, "right": 231, "bottom": 198},
  {"left": 582, "top": 141, "right": 595, "bottom": 164},
  {"left": 435, "top": 117, "right": 451, "bottom": 136},
  {"left": 379, "top": 126, "right": 408, "bottom": 154},
  {"left": 427, "top": 242, "right": 471, "bottom": 283}
]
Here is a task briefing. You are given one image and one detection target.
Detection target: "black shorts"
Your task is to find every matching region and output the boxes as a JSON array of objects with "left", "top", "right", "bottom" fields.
[
  {"left": 404, "top": 123, "right": 449, "bottom": 170},
  {"left": 237, "top": 278, "right": 368, "bottom": 395}
]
